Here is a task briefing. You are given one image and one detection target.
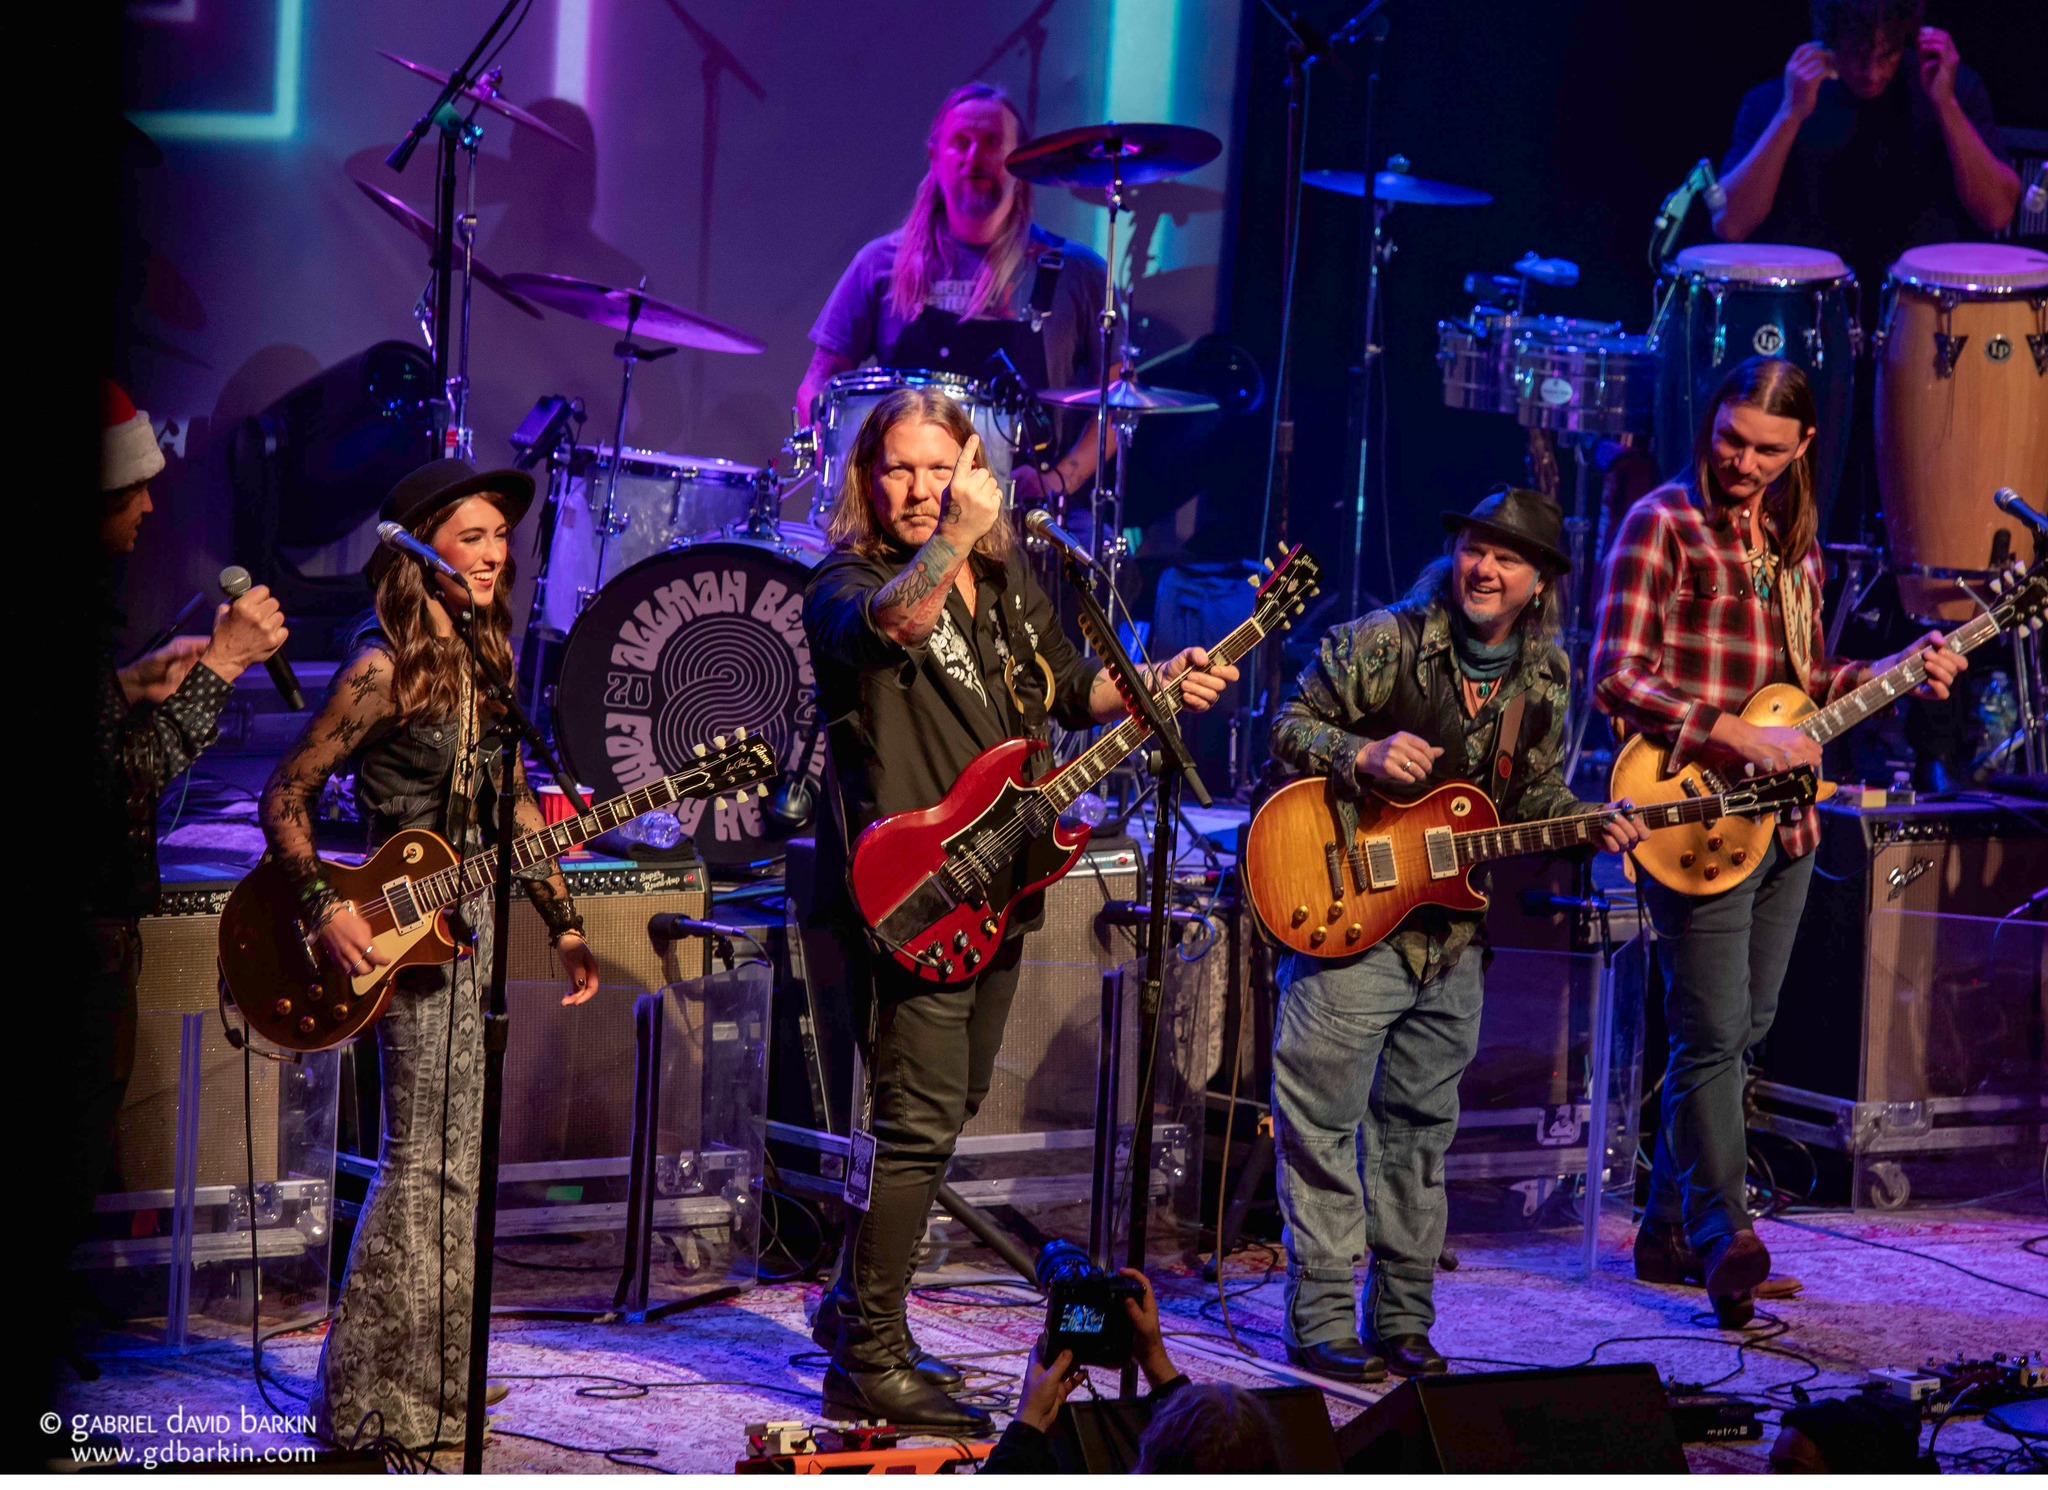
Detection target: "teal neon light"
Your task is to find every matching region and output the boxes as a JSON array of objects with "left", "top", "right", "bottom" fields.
[
  {"left": 1095, "top": 0, "right": 1183, "bottom": 265},
  {"left": 128, "top": 0, "right": 305, "bottom": 143}
]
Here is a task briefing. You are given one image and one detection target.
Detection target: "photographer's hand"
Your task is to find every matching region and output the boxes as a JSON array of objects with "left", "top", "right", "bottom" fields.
[
  {"left": 1119, "top": 1269, "right": 1179, "bottom": 1389},
  {"left": 1016, "top": 1341, "right": 1083, "bottom": 1432}
]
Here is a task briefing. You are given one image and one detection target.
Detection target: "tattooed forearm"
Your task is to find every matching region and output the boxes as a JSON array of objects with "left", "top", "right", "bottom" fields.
[{"left": 869, "top": 533, "right": 967, "bottom": 647}]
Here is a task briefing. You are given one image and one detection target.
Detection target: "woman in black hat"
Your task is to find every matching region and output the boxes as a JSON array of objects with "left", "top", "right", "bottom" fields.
[{"left": 259, "top": 459, "right": 598, "bottom": 1450}]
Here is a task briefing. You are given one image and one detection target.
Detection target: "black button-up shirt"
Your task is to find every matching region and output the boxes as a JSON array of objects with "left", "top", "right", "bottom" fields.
[{"left": 803, "top": 544, "right": 1101, "bottom": 925}]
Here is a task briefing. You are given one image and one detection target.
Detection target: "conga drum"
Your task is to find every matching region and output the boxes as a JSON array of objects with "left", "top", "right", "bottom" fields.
[{"left": 1875, "top": 244, "right": 2048, "bottom": 622}]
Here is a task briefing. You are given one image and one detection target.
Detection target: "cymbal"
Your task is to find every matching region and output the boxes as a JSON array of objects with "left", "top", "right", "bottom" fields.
[
  {"left": 1007, "top": 122, "right": 1222, "bottom": 191},
  {"left": 1302, "top": 168, "right": 1493, "bottom": 207},
  {"left": 352, "top": 179, "right": 542, "bottom": 319},
  {"left": 378, "top": 52, "right": 584, "bottom": 152},
  {"left": 499, "top": 272, "right": 766, "bottom": 354},
  {"left": 1039, "top": 379, "right": 1219, "bottom": 414}
]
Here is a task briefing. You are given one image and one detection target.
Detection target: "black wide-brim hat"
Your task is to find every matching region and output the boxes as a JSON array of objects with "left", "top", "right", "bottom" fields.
[
  {"left": 363, "top": 458, "right": 536, "bottom": 583},
  {"left": 1440, "top": 484, "right": 1570, "bottom": 572}
]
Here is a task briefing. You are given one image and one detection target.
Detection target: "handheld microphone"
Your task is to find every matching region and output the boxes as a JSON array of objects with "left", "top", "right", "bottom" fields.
[
  {"left": 1994, "top": 487, "right": 2048, "bottom": 537},
  {"left": 646, "top": 912, "right": 753, "bottom": 943},
  {"left": 2024, "top": 162, "right": 2047, "bottom": 219},
  {"left": 218, "top": 566, "right": 304, "bottom": 710},
  {"left": 1698, "top": 157, "right": 1726, "bottom": 212},
  {"left": 1023, "top": 508, "right": 1103, "bottom": 572},
  {"left": 376, "top": 521, "right": 468, "bottom": 585}
]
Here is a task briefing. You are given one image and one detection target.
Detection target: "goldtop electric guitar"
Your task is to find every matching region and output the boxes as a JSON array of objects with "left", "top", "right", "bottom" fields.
[
  {"left": 217, "top": 731, "right": 776, "bottom": 1052},
  {"left": 1613, "top": 558, "right": 2046, "bottom": 897}
]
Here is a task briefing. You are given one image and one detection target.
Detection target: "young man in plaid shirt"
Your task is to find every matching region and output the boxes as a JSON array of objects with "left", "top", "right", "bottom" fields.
[{"left": 1592, "top": 357, "right": 1963, "bottom": 1324}]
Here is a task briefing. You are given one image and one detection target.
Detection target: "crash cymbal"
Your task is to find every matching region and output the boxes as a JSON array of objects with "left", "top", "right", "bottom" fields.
[
  {"left": 1007, "top": 122, "right": 1223, "bottom": 191},
  {"left": 498, "top": 272, "right": 765, "bottom": 354},
  {"left": 378, "top": 52, "right": 584, "bottom": 152},
  {"left": 1302, "top": 168, "right": 1493, "bottom": 207},
  {"left": 1038, "top": 379, "right": 1219, "bottom": 414},
  {"left": 353, "top": 179, "right": 542, "bottom": 318}
]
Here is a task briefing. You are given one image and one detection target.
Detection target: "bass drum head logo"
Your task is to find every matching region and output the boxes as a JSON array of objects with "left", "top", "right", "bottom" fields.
[
  {"left": 1751, "top": 323, "right": 1785, "bottom": 356},
  {"left": 554, "top": 541, "right": 821, "bottom": 866}
]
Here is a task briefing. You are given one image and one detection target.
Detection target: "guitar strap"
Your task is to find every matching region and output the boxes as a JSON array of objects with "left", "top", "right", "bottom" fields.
[{"left": 1489, "top": 688, "right": 1529, "bottom": 807}]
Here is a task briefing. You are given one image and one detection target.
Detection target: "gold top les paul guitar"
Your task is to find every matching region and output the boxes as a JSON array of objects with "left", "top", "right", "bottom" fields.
[
  {"left": 1244, "top": 767, "right": 1818, "bottom": 959},
  {"left": 1612, "top": 559, "right": 2047, "bottom": 897},
  {"left": 217, "top": 731, "right": 776, "bottom": 1053}
]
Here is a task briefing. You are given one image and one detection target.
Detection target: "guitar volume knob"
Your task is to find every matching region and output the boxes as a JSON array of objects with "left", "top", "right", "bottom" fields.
[
  {"left": 273, "top": 998, "right": 293, "bottom": 1018},
  {"left": 1326, "top": 903, "right": 1343, "bottom": 921},
  {"left": 331, "top": 1003, "right": 350, "bottom": 1022},
  {"left": 1703, "top": 865, "right": 1719, "bottom": 881},
  {"left": 1729, "top": 849, "right": 1747, "bottom": 865},
  {"left": 1679, "top": 852, "right": 1697, "bottom": 869},
  {"left": 1291, "top": 906, "right": 1309, "bottom": 926},
  {"left": 1309, "top": 927, "right": 1327, "bottom": 947},
  {"left": 1345, "top": 924, "right": 1363, "bottom": 942},
  {"left": 297, "top": 1016, "right": 317, "bottom": 1036},
  {"left": 953, "top": 930, "right": 968, "bottom": 952},
  {"left": 1706, "top": 835, "right": 1724, "bottom": 851}
]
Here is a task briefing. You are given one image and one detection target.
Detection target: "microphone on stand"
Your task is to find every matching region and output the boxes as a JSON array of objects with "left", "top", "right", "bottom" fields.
[
  {"left": 376, "top": 521, "right": 470, "bottom": 585},
  {"left": 1993, "top": 487, "right": 2048, "bottom": 537},
  {"left": 2024, "top": 162, "right": 2047, "bottom": 218},
  {"left": 218, "top": 566, "right": 305, "bottom": 710},
  {"left": 1024, "top": 508, "right": 1105, "bottom": 572}
]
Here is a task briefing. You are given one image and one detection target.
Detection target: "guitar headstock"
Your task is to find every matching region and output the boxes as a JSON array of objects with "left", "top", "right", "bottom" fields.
[
  {"left": 679, "top": 727, "right": 778, "bottom": 802},
  {"left": 1248, "top": 545, "right": 1323, "bottom": 635},
  {"left": 1721, "top": 763, "right": 1819, "bottom": 821},
  {"left": 1987, "top": 558, "right": 2048, "bottom": 638}
]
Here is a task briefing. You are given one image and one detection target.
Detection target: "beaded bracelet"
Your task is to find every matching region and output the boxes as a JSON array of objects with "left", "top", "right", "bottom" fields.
[{"left": 545, "top": 912, "right": 587, "bottom": 948}]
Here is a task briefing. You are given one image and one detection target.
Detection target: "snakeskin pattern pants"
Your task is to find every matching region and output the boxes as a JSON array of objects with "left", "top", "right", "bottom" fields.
[{"left": 313, "top": 907, "right": 490, "bottom": 1449}]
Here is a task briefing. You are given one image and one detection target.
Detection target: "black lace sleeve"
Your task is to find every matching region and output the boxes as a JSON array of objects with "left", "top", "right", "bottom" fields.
[
  {"left": 259, "top": 648, "right": 395, "bottom": 924},
  {"left": 509, "top": 754, "right": 583, "bottom": 942}
]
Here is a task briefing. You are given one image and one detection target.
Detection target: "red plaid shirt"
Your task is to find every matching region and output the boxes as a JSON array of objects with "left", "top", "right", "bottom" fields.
[{"left": 1592, "top": 481, "right": 1866, "bottom": 860}]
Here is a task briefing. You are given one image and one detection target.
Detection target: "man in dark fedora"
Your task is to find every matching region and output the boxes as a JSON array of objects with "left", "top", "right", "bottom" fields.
[{"left": 1264, "top": 486, "right": 1647, "bottom": 1383}]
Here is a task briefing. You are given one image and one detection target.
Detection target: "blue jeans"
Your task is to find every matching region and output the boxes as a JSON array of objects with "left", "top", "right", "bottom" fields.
[
  {"left": 1270, "top": 941, "right": 1484, "bottom": 1346},
  {"left": 1638, "top": 838, "right": 1815, "bottom": 1250}
]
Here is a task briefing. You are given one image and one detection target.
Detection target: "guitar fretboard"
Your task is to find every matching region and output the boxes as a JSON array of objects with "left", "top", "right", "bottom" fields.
[
  {"left": 1797, "top": 609, "right": 2001, "bottom": 746},
  {"left": 1453, "top": 790, "right": 1773, "bottom": 866},
  {"left": 1040, "top": 610, "right": 1270, "bottom": 812}
]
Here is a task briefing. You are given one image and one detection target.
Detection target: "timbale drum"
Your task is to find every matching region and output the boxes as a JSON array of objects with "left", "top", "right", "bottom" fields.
[{"left": 1875, "top": 243, "right": 2048, "bottom": 622}]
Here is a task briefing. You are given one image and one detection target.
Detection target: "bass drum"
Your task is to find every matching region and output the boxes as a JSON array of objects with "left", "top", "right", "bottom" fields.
[{"left": 554, "top": 527, "right": 828, "bottom": 868}]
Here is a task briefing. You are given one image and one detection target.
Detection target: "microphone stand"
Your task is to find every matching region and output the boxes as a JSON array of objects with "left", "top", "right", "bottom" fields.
[
  {"left": 1338, "top": 1, "right": 1391, "bottom": 620},
  {"left": 1059, "top": 551, "right": 1208, "bottom": 1402},
  {"left": 447, "top": 606, "right": 588, "bottom": 1475}
]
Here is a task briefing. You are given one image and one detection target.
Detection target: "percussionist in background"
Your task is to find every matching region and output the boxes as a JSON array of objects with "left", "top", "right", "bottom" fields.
[{"left": 795, "top": 82, "right": 1109, "bottom": 508}]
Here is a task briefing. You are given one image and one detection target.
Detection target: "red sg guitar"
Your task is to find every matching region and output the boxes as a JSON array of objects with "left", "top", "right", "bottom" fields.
[{"left": 851, "top": 547, "right": 1322, "bottom": 983}]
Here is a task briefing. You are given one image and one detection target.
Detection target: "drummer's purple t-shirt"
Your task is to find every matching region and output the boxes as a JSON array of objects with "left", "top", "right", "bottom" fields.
[{"left": 809, "top": 223, "right": 1104, "bottom": 391}]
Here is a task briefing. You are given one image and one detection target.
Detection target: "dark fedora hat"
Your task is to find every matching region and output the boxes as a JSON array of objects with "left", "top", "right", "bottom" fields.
[
  {"left": 1440, "top": 484, "right": 1570, "bottom": 572},
  {"left": 364, "top": 458, "right": 535, "bottom": 582}
]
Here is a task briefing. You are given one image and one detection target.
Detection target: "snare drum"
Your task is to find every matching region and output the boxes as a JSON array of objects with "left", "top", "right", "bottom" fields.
[
  {"left": 1512, "top": 330, "right": 1656, "bottom": 436},
  {"left": 1652, "top": 244, "right": 1856, "bottom": 521},
  {"left": 538, "top": 445, "right": 768, "bottom": 636},
  {"left": 1876, "top": 243, "right": 2048, "bottom": 621},
  {"left": 792, "top": 368, "right": 1018, "bottom": 522},
  {"left": 1438, "top": 309, "right": 1621, "bottom": 415}
]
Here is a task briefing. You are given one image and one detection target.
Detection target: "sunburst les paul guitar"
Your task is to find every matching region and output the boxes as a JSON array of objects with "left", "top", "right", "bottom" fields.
[
  {"left": 852, "top": 546, "right": 1322, "bottom": 984},
  {"left": 1244, "top": 766, "right": 1819, "bottom": 958},
  {"left": 1612, "top": 558, "right": 2047, "bottom": 897},
  {"left": 217, "top": 731, "right": 777, "bottom": 1053}
]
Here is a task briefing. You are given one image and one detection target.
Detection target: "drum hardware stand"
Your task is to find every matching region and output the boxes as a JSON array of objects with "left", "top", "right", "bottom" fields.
[
  {"left": 1560, "top": 432, "right": 1601, "bottom": 783},
  {"left": 1085, "top": 146, "right": 1128, "bottom": 602},
  {"left": 382, "top": 0, "right": 524, "bottom": 465},
  {"left": 1063, "top": 547, "right": 1208, "bottom": 1402},
  {"left": 594, "top": 294, "right": 679, "bottom": 587},
  {"left": 1342, "top": 8, "right": 1393, "bottom": 621},
  {"left": 1821, "top": 543, "right": 1886, "bottom": 656}
]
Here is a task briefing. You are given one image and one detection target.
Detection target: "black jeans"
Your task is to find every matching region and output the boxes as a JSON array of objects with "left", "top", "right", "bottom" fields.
[
  {"left": 1638, "top": 839, "right": 1816, "bottom": 1250},
  {"left": 819, "top": 937, "right": 1025, "bottom": 1371}
]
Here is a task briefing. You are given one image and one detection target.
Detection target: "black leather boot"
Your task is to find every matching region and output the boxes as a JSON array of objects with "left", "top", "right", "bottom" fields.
[
  {"left": 1633, "top": 1220, "right": 1705, "bottom": 1285},
  {"left": 811, "top": 1293, "right": 964, "bottom": 1390},
  {"left": 1373, "top": 1333, "right": 1449, "bottom": 1377},
  {"left": 822, "top": 1364, "right": 992, "bottom": 1433},
  {"left": 1284, "top": 1338, "right": 1387, "bottom": 1383}
]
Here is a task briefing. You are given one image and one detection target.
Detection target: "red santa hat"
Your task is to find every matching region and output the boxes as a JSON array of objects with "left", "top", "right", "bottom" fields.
[{"left": 103, "top": 379, "right": 165, "bottom": 492}]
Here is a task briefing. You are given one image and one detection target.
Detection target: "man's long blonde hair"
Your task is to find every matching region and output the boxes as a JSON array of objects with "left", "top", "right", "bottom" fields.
[
  {"left": 824, "top": 389, "right": 1013, "bottom": 560},
  {"left": 885, "top": 83, "right": 1034, "bottom": 324}
]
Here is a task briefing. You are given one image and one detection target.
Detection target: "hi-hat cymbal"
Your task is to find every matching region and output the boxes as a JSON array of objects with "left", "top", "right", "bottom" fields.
[
  {"left": 353, "top": 179, "right": 542, "bottom": 318},
  {"left": 498, "top": 272, "right": 765, "bottom": 354},
  {"left": 378, "top": 52, "right": 584, "bottom": 152},
  {"left": 1039, "top": 379, "right": 1219, "bottom": 414},
  {"left": 1008, "top": 122, "right": 1223, "bottom": 191},
  {"left": 1302, "top": 168, "right": 1493, "bottom": 207}
]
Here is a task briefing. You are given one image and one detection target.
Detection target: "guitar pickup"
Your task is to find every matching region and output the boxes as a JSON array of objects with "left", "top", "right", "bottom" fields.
[
  {"left": 1360, "top": 836, "right": 1398, "bottom": 890},
  {"left": 1423, "top": 826, "right": 1458, "bottom": 880},
  {"left": 382, "top": 878, "right": 425, "bottom": 931}
]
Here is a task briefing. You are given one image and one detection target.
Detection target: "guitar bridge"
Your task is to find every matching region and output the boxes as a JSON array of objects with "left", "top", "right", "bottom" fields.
[{"left": 1346, "top": 842, "right": 1369, "bottom": 894}]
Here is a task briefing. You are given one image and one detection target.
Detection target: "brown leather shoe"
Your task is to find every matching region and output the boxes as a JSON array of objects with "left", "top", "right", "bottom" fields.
[
  {"left": 1633, "top": 1221, "right": 1705, "bottom": 1286},
  {"left": 1703, "top": 1229, "right": 1770, "bottom": 1325}
]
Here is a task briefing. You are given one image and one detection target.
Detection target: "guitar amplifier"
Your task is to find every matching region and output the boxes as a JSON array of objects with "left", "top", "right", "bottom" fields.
[{"left": 1756, "top": 797, "right": 2047, "bottom": 1206}]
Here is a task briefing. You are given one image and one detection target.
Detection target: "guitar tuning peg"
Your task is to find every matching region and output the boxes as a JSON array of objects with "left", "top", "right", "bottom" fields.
[
  {"left": 713, "top": 796, "right": 727, "bottom": 810},
  {"left": 693, "top": 742, "right": 708, "bottom": 757},
  {"left": 757, "top": 784, "right": 770, "bottom": 798},
  {"left": 1263, "top": 557, "right": 1275, "bottom": 571},
  {"left": 1745, "top": 762, "right": 1757, "bottom": 776},
  {"left": 1295, "top": 603, "right": 1306, "bottom": 615},
  {"left": 734, "top": 725, "right": 748, "bottom": 739},
  {"left": 1991, "top": 575, "right": 2005, "bottom": 594},
  {"left": 714, "top": 734, "right": 728, "bottom": 748},
  {"left": 1247, "top": 573, "right": 1261, "bottom": 587}
]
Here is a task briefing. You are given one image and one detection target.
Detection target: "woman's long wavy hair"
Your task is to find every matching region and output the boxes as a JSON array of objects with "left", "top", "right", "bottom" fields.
[
  {"left": 1694, "top": 355, "right": 1820, "bottom": 564},
  {"left": 885, "top": 83, "right": 1033, "bottom": 324},
  {"left": 824, "top": 388, "right": 1013, "bottom": 561},
  {"left": 364, "top": 494, "right": 518, "bottom": 723},
  {"left": 1404, "top": 533, "right": 1563, "bottom": 646}
]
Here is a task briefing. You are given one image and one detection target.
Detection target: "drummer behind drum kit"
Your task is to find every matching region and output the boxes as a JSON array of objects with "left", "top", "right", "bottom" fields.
[{"left": 355, "top": 76, "right": 1229, "bottom": 867}]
